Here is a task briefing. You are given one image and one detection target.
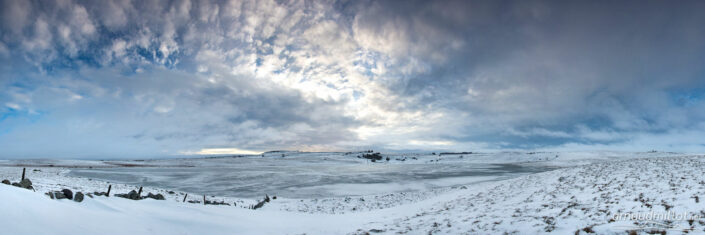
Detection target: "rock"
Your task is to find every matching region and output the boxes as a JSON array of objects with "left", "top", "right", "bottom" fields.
[
  {"left": 114, "top": 191, "right": 161, "bottom": 201},
  {"left": 11, "top": 182, "right": 21, "bottom": 187},
  {"left": 127, "top": 190, "right": 139, "bottom": 200},
  {"left": 208, "top": 200, "right": 229, "bottom": 205},
  {"left": 114, "top": 190, "right": 136, "bottom": 200},
  {"left": 74, "top": 192, "right": 84, "bottom": 202},
  {"left": 361, "top": 152, "right": 383, "bottom": 160},
  {"left": 1, "top": 179, "right": 9, "bottom": 185},
  {"left": 168, "top": 191, "right": 175, "bottom": 194},
  {"left": 19, "top": 178, "right": 32, "bottom": 188},
  {"left": 144, "top": 192, "right": 165, "bottom": 200},
  {"left": 62, "top": 189, "right": 73, "bottom": 200},
  {"left": 114, "top": 191, "right": 138, "bottom": 200},
  {"left": 252, "top": 200, "right": 266, "bottom": 210},
  {"left": 48, "top": 191, "right": 67, "bottom": 199}
]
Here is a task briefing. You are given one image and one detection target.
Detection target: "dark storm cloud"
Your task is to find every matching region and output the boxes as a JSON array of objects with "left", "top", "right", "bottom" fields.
[{"left": 347, "top": 0, "right": 705, "bottom": 150}]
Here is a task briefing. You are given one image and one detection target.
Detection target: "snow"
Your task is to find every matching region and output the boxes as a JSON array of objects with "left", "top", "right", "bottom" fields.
[
  {"left": 1, "top": 151, "right": 703, "bottom": 234},
  {"left": 351, "top": 155, "right": 705, "bottom": 234},
  {"left": 0, "top": 184, "right": 368, "bottom": 234},
  {"left": 62, "top": 153, "right": 557, "bottom": 199}
]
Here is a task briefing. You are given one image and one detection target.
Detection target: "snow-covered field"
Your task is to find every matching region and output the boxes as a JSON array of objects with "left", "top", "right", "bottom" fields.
[
  {"left": 1, "top": 151, "right": 703, "bottom": 234},
  {"left": 64, "top": 152, "right": 559, "bottom": 199}
]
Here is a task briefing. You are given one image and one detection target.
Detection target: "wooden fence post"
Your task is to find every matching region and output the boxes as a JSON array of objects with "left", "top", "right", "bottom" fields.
[
  {"left": 21, "top": 168, "right": 26, "bottom": 181},
  {"left": 203, "top": 195, "right": 206, "bottom": 205},
  {"left": 138, "top": 186, "right": 143, "bottom": 197},
  {"left": 183, "top": 194, "right": 188, "bottom": 202},
  {"left": 107, "top": 185, "right": 112, "bottom": 197}
]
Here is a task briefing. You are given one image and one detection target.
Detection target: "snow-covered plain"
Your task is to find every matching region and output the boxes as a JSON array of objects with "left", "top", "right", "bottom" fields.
[
  {"left": 1, "top": 151, "right": 703, "bottom": 234},
  {"left": 64, "top": 152, "right": 558, "bottom": 199}
]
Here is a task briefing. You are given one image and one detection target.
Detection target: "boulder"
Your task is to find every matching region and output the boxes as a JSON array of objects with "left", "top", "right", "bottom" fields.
[
  {"left": 207, "top": 200, "right": 229, "bottom": 205},
  {"left": 114, "top": 191, "right": 139, "bottom": 200},
  {"left": 251, "top": 195, "right": 272, "bottom": 210},
  {"left": 361, "top": 152, "right": 383, "bottom": 160},
  {"left": 74, "top": 192, "right": 84, "bottom": 202},
  {"left": 19, "top": 178, "right": 32, "bottom": 188},
  {"left": 1, "top": 179, "right": 9, "bottom": 185},
  {"left": 62, "top": 189, "right": 73, "bottom": 200},
  {"left": 127, "top": 190, "right": 139, "bottom": 200},
  {"left": 48, "top": 191, "right": 67, "bottom": 199},
  {"left": 145, "top": 193, "right": 165, "bottom": 200},
  {"left": 252, "top": 200, "right": 266, "bottom": 210}
]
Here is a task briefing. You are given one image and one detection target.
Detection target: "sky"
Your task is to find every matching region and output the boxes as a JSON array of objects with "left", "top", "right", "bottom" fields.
[{"left": 1, "top": 0, "right": 705, "bottom": 158}]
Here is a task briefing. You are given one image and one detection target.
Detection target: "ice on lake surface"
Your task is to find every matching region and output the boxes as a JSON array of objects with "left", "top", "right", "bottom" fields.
[{"left": 68, "top": 153, "right": 557, "bottom": 199}]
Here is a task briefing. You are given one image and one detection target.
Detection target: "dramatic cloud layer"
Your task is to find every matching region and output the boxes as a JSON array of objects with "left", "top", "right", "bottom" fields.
[{"left": 1, "top": 0, "right": 705, "bottom": 158}]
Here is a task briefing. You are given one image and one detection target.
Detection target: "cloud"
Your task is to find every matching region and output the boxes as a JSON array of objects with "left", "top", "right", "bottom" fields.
[
  {"left": 342, "top": 0, "right": 705, "bottom": 150},
  {"left": 1, "top": 0, "right": 705, "bottom": 158}
]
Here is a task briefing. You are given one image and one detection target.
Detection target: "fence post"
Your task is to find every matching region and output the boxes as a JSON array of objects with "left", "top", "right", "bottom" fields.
[
  {"left": 183, "top": 194, "right": 187, "bottom": 202},
  {"left": 138, "top": 186, "right": 143, "bottom": 197},
  {"left": 107, "top": 185, "right": 112, "bottom": 197},
  {"left": 21, "top": 168, "right": 26, "bottom": 181},
  {"left": 203, "top": 195, "right": 206, "bottom": 205}
]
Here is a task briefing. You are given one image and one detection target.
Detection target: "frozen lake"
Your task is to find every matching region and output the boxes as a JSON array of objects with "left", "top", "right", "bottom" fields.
[{"left": 68, "top": 154, "right": 557, "bottom": 198}]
